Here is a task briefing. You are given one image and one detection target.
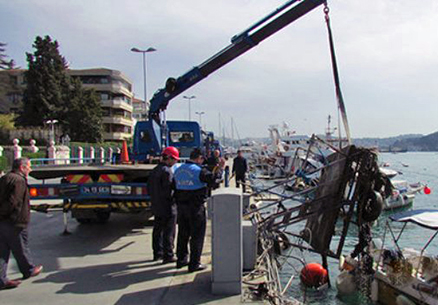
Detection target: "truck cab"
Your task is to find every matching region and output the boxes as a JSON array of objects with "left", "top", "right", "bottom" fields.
[{"left": 133, "top": 120, "right": 201, "bottom": 161}]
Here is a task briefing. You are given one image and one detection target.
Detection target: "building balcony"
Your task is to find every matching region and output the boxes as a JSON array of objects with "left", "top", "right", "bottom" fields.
[
  {"left": 82, "top": 83, "right": 133, "bottom": 97},
  {"left": 101, "top": 99, "right": 133, "bottom": 112},
  {"left": 102, "top": 116, "right": 133, "bottom": 126},
  {"left": 103, "top": 132, "right": 132, "bottom": 141}
]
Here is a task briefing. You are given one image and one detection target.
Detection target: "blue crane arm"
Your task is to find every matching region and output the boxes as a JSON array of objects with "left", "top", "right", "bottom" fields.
[{"left": 148, "top": 0, "right": 325, "bottom": 122}]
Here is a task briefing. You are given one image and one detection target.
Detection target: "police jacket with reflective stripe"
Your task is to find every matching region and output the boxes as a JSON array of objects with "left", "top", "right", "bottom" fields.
[
  {"left": 174, "top": 162, "right": 207, "bottom": 191},
  {"left": 174, "top": 161, "right": 221, "bottom": 205}
]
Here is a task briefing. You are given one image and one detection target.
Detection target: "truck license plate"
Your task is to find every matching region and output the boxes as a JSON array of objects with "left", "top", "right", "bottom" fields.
[{"left": 83, "top": 186, "right": 110, "bottom": 194}]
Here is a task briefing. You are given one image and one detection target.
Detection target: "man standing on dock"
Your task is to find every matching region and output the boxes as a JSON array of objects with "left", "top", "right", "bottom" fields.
[
  {"left": 0, "top": 158, "right": 43, "bottom": 290},
  {"left": 206, "top": 149, "right": 222, "bottom": 190},
  {"left": 174, "top": 148, "right": 224, "bottom": 272},
  {"left": 232, "top": 150, "right": 248, "bottom": 192},
  {"left": 147, "top": 147, "right": 179, "bottom": 264}
]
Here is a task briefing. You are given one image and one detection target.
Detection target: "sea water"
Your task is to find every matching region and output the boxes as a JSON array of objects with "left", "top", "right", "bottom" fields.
[{"left": 275, "top": 152, "right": 438, "bottom": 304}]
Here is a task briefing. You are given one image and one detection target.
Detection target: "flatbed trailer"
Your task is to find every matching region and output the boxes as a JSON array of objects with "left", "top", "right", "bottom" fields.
[{"left": 29, "top": 163, "right": 155, "bottom": 224}]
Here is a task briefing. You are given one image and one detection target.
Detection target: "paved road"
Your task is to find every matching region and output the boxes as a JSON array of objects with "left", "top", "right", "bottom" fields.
[{"left": 1, "top": 211, "right": 243, "bottom": 305}]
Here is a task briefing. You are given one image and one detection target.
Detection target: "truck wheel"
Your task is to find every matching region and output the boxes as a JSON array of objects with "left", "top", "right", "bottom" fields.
[
  {"left": 95, "top": 211, "right": 111, "bottom": 223},
  {"left": 76, "top": 217, "right": 92, "bottom": 224}
]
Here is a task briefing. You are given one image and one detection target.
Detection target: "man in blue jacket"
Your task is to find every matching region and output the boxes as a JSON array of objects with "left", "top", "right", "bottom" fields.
[{"left": 174, "top": 148, "right": 224, "bottom": 272}]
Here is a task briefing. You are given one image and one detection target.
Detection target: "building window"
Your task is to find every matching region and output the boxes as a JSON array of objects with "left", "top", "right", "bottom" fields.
[
  {"left": 7, "top": 93, "right": 22, "bottom": 104},
  {"left": 79, "top": 75, "right": 111, "bottom": 85},
  {"left": 113, "top": 94, "right": 132, "bottom": 105},
  {"left": 102, "top": 107, "right": 111, "bottom": 116},
  {"left": 100, "top": 93, "right": 110, "bottom": 100},
  {"left": 112, "top": 79, "right": 132, "bottom": 92}
]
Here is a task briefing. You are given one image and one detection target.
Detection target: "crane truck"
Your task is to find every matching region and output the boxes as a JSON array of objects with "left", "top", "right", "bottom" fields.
[{"left": 29, "top": 0, "right": 326, "bottom": 223}]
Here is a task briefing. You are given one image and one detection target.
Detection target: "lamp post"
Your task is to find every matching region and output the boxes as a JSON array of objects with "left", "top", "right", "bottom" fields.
[
  {"left": 131, "top": 47, "right": 156, "bottom": 105},
  {"left": 44, "top": 119, "right": 58, "bottom": 144},
  {"left": 195, "top": 111, "right": 205, "bottom": 128},
  {"left": 183, "top": 95, "right": 196, "bottom": 121}
]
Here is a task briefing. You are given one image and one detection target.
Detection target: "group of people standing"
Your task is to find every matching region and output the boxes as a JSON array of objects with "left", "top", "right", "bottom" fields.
[
  {"left": 148, "top": 147, "right": 249, "bottom": 272},
  {"left": 147, "top": 147, "right": 225, "bottom": 272}
]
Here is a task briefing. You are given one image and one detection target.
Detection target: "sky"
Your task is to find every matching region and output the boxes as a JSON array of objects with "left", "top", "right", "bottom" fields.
[{"left": 1, "top": 0, "right": 438, "bottom": 139}]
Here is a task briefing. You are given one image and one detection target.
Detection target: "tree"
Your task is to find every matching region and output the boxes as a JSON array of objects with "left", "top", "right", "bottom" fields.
[
  {"left": 0, "top": 113, "right": 15, "bottom": 130},
  {"left": 64, "top": 78, "right": 103, "bottom": 142},
  {"left": 19, "top": 35, "right": 70, "bottom": 126},
  {"left": 0, "top": 42, "right": 17, "bottom": 98},
  {"left": 0, "top": 42, "right": 16, "bottom": 70},
  {"left": 0, "top": 113, "right": 15, "bottom": 144},
  {"left": 18, "top": 35, "right": 104, "bottom": 142}
]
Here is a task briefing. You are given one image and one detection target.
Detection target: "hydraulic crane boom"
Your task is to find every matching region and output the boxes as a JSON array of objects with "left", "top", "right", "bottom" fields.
[{"left": 148, "top": 0, "right": 326, "bottom": 122}]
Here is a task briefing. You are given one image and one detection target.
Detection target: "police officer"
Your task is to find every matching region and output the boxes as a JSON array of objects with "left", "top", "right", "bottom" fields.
[
  {"left": 174, "top": 148, "right": 224, "bottom": 272},
  {"left": 147, "top": 147, "right": 179, "bottom": 264}
]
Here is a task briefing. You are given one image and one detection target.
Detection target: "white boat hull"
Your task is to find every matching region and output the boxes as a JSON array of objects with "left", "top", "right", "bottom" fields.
[{"left": 375, "top": 270, "right": 438, "bottom": 305}]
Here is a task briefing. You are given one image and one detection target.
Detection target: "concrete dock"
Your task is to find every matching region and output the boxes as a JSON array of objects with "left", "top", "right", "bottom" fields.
[{"left": 1, "top": 211, "right": 246, "bottom": 305}]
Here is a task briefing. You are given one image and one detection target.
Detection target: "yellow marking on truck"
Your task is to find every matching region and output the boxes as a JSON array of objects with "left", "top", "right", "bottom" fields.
[
  {"left": 74, "top": 204, "right": 109, "bottom": 209},
  {"left": 98, "top": 174, "right": 124, "bottom": 183},
  {"left": 66, "top": 174, "right": 93, "bottom": 184}
]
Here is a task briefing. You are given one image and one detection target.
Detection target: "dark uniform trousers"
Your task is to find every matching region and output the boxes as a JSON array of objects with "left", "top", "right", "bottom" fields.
[
  {"left": 152, "top": 213, "right": 176, "bottom": 259},
  {"left": 0, "top": 221, "right": 34, "bottom": 286},
  {"left": 176, "top": 202, "right": 206, "bottom": 268},
  {"left": 236, "top": 174, "right": 246, "bottom": 192}
]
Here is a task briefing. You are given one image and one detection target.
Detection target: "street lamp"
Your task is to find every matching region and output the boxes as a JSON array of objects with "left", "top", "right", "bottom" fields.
[
  {"left": 195, "top": 111, "right": 205, "bottom": 127},
  {"left": 131, "top": 47, "right": 157, "bottom": 105},
  {"left": 183, "top": 95, "right": 196, "bottom": 121},
  {"left": 44, "top": 119, "right": 58, "bottom": 144}
]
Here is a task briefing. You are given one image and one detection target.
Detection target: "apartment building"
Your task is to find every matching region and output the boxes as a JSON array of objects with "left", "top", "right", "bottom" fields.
[
  {"left": 0, "top": 69, "right": 26, "bottom": 114},
  {"left": 0, "top": 68, "right": 135, "bottom": 142},
  {"left": 132, "top": 97, "right": 148, "bottom": 122},
  {"left": 69, "top": 68, "right": 134, "bottom": 141}
]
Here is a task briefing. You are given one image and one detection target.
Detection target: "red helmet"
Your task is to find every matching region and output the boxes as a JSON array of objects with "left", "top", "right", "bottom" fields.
[{"left": 162, "top": 146, "right": 180, "bottom": 160}]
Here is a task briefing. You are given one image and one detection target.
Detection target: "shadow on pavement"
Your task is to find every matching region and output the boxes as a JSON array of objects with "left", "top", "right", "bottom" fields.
[
  {"left": 34, "top": 260, "right": 175, "bottom": 294},
  {"left": 28, "top": 212, "right": 153, "bottom": 273},
  {"left": 115, "top": 271, "right": 236, "bottom": 305}
]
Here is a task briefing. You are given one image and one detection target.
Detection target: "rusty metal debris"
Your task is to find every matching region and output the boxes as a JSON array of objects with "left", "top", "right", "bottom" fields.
[{"left": 243, "top": 145, "right": 390, "bottom": 304}]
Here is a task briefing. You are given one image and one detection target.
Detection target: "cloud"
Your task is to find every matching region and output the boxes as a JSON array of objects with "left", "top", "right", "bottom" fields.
[{"left": 2, "top": 0, "right": 438, "bottom": 138}]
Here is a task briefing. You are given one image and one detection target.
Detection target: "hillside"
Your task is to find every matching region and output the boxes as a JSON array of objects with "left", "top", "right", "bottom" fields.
[
  {"left": 225, "top": 131, "right": 438, "bottom": 152},
  {"left": 352, "top": 134, "right": 423, "bottom": 151},
  {"left": 391, "top": 131, "right": 438, "bottom": 151}
]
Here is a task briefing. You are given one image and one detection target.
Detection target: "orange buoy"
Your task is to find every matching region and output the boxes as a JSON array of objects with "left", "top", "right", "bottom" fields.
[
  {"left": 300, "top": 263, "right": 328, "bottom": 288},
  {"left": 121, "top": 141, "right": 130, "bottom": 164},
  {"left": 424, "top": 186, "right": 431, "bottom": 195}
]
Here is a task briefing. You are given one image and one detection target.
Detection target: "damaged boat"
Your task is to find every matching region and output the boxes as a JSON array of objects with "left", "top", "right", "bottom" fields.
[
  {"left": 337, "top": 209, "right": 438, "bottom": 305},
  {"left": 243, "top": 145, "right": 392, "bottom": 303}
]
